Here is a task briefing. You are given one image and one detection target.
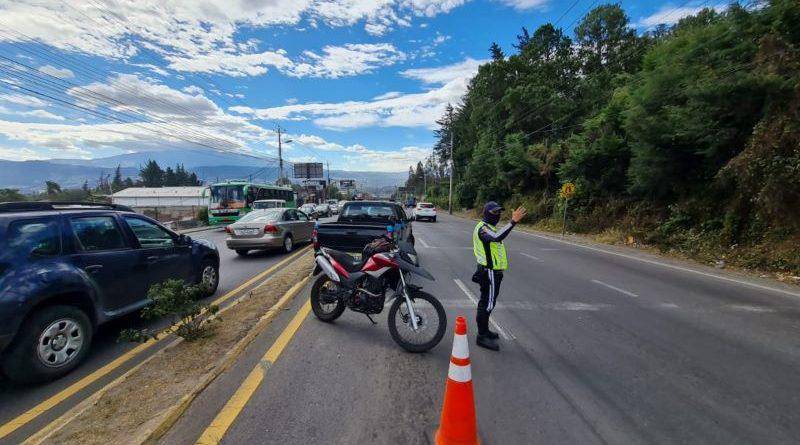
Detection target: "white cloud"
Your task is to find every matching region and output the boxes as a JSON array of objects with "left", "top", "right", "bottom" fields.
[
  {"left": 0, "top": 94, "right": 49, "bottom": 107},
  {"left": 497, "top": 0, "right": 549, "bottom": 10},
  {"left": 37, "top": 65, "right": 74, "bottom": 79},
  {"left": 0, "top": 1, "right": 467, "bottom": 76},
  {"left": 230, "top": 58, "right": 485, "bottom": 130},
  {"left": 0, "top": 146, "right": 46, "bottom": 161},
  {"left": 400, "top": 57, "right": 484, "bottom": 85},
  {"left": 289, "top": 43, "right": 405, "bottom": 78},
  {"left": 373, "top": 91, "right": 403, "bottom": 100},
  {"left": 638, "top": 4, "right": 726, "bottom": 28}
]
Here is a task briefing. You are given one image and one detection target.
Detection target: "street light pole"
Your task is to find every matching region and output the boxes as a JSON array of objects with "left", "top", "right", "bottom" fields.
[
  {"left": 276, "top": 126, "right": 284, "bottom": 181},
  {"left": 448, "top": 111, "right": 454, "bottom": 215}
]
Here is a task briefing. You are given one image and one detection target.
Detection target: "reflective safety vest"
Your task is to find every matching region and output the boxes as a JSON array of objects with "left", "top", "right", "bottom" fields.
[{"left": 472, "top": 221, "right": 508, "bottom": 270}]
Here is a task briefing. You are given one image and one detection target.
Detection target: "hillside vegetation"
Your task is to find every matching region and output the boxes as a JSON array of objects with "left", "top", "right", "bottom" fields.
[{"left": 408, "top": 1, "right": 799, "bottom": 276}]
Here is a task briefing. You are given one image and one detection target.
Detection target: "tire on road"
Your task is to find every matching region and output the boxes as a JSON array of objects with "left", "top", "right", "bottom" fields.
[
  {"left": 1, "top": 305, "right": 93, "bottom": 383},
  {"left": 310, "top": 275, "right": 346, "bottom": 322},
  {"left": 283, "top": 234, "right": 294, "bottom": 253},
  {"left": 388, "top": 290, "right": 446, "bottom": 353},
  {"left": 198, "top": 259, "right": 220, "bottom": 296},
  {"left": 235, "top": 249, "right": 249, "bottom": 256}
]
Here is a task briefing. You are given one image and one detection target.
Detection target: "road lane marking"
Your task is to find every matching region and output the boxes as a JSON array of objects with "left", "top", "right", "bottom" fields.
[
  {"left": 453, "top": 279, "right": 512, "bottom": 340},
  {"left": 551, "top": 302, "right": 609, "bottom": 311},
  {"left": 195, "top": 300, "right": 311, "bottom": 445},
  {"left": 0, "top": 246, "right": 310, "bottom": 442},
  {"left": 415, "top": 236, "right": 432, "bottom": 248},
  {"left": 520, "top": 252, "right": 543, "bottom": 262},
  {"left": 516, "top": 231, "right": 800, "bottom": 299},
  {"left": 591, "top": 279, "right": 638, "bottom": 298}
]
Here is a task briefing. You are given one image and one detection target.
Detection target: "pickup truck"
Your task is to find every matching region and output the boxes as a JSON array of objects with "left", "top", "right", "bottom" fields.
[{"left": 314, "top": 201, "right": 414, "bottom": 253}]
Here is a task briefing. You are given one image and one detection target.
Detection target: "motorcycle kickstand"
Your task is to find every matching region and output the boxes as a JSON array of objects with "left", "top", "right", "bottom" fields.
[{"left": 365, "top": 314, "right": 377, "bottom": 325}]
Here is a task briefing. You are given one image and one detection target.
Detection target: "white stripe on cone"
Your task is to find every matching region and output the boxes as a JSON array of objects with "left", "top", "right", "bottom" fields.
[
  {"left": 448, "top": 363, "right": 472, "bottom": 383},
  {"left": 452, "top": 333, "right": 469, "bottom": 359}
]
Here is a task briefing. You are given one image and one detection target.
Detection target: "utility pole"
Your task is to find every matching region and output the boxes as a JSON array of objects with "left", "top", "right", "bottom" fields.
[
  {"left": 326, "top": 160, "right": 330, "bottom": 200},
  {"left": 447, "top": 106, "right": 454, "bottom": 215},
  {"left": 276, "top": 125, "right": 284, "bottom": 181}
]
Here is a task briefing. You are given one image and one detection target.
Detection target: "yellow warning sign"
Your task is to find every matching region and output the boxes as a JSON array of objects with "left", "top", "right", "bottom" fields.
[{"left": 560, "top": 182, "right": 576, "bottom": 199}]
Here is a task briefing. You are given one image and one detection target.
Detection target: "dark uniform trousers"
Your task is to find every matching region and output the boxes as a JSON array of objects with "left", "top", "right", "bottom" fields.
[{"left": 476, "top": 266, "right": 503, "bottom": 336}]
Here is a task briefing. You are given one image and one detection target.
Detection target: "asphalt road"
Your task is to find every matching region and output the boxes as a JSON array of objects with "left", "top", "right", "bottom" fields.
[
  {"left": 163, "top": 213, "right": 800, "bottom": 445},
  {"left": 0, "top": 226, "right": 312, "bottom": 445}
]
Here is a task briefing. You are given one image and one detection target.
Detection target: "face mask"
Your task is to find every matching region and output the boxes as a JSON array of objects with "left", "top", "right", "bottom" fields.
[{"left": 484, "top": 212, "right": 500, "bottom": 226}]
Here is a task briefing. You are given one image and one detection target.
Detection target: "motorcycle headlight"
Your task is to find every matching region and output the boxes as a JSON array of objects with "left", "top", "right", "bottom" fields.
[{"left": 401, "top": 251, "right": 418, "bottom": 266}]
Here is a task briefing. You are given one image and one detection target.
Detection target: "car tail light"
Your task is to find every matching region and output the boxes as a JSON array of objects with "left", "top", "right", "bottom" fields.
[
  {"left": 264, "top": 224, "right": 279, "bottom": 233},
  {"left": 224, "top": 225, "right": 231, "bottom": 234},
  {"left": 311, "top": 227, "right": 319, "bottom": 249}
]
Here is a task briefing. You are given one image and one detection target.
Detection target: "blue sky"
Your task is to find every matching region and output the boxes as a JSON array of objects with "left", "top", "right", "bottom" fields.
[{"left": 0, "top": 0, "right": 718, "bottom": 172}]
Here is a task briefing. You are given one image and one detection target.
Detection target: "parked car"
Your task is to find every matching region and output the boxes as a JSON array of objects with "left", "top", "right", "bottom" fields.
[
  {"left": 252, "top": 199, "right": 286, "bottom": 210},
  {"left": 315, "top": 203, "right": 331, "bottom": 217},
  {"left": 299, "top": 203, "right": 317, "bottom": 217},
  {"left": 225, "top": 208, "right": 314, "bottom": 256},
  {"left": 326, "top": 199, "right": 339, "bottom": 215},
  {"left": 314, "top": 201, "right": 414, "bottom": 252},
  {"left": 414, "top": 202, "right": 437, "bottom": 222},
  {"left": 0, "top": 201, "right": 220, "bottom": 383}
]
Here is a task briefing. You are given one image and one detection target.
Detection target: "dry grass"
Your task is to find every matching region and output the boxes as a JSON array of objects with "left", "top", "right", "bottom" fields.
[{"left": 40, "top": 254, "right": 314, "bottom": 445}]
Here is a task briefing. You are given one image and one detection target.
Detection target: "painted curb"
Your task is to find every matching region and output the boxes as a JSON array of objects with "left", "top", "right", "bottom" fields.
[{"left": 139, "top": 273, "right": 312, "bottom": 444}]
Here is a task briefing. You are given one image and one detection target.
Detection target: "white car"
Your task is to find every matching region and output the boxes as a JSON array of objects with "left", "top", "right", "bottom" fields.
[
  {"left": 414, "top": 202, "right": 437, "bottom": 222},
  {"left": 326, "top": 199, "right": 339, "bottom": 214}
]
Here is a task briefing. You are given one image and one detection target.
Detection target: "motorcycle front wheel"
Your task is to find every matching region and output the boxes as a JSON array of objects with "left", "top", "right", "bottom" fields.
[
  {"left": 310, "top": 274, "right": 346, "bottom": 322},
  {"left": 388, "top": 290, "right": 446, "bottom": 352}
]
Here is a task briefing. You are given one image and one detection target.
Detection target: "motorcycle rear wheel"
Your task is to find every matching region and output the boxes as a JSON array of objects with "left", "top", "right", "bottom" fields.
[
  {"left": 388, "top": 290, "right": 446, "bottom": 352},
  {"left": 310, "top": 274, "right": 346, "bottom": 322}
]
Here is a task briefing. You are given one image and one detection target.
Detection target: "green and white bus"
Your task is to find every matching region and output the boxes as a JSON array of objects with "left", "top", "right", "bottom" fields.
[{"left": 206, "top": 181, "right": 296, "bottom": 225}]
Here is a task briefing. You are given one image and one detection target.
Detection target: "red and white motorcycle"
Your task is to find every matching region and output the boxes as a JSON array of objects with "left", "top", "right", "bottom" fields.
[{"left": 310, "top": 238, "right": 446, "bottom": 352}]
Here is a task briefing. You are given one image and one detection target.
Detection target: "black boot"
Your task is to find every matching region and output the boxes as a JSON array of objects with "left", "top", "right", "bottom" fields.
[
  {"left": 485, "top": 329, "right": 500, "bottom": 340},
  {"left": 476, "top": 335, "right": 500, "bottom": 351}
]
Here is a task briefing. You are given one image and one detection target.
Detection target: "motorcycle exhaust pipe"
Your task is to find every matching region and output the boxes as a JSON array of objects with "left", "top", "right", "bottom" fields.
[{"left": 315, "top": 255, "right": 341, "bottom": 282}]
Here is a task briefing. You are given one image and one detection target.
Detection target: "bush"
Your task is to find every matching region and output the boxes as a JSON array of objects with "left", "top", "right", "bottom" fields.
[
  {"left": 119, "top": 279, "right": 220, "bottom": 343},
  {"left": 196, "top": 206, "right": 209, "bottom": 225}
]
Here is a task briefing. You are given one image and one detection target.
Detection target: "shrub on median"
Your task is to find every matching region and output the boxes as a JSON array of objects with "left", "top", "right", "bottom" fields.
[{"left": 119, "top": 279, "right": 220, "bottom": 343}]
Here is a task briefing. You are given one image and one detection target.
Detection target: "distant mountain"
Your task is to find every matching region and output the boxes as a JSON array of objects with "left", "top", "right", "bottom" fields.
[
  {"left": 0, "top": 154, "right": 407, "bottom": 192},
  {"left": 50, "top": 149, "right": 258, "bottom": 169}
]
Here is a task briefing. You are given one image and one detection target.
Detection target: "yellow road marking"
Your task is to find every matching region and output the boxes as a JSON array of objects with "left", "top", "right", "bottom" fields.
[
  {"left": 196, "top": 300, "right": 311, "bottom": 445},
  {"left": 0, "top": 246, "right": 310, "bottom": 441}
]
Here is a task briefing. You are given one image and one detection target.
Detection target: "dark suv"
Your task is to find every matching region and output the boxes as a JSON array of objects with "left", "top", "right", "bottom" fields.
[{"left": 0, "top": 202, "right": 220, "bottom": 383}]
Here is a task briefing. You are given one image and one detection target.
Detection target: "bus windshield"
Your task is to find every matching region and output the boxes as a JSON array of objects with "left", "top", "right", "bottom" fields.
[{"left": 210, "top": 185, "right": 245, "bottom": 206}]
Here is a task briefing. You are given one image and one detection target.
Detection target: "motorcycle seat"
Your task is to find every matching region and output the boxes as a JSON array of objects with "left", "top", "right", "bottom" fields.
[{"left": 324, "top": 248, "right": 363, "bottom": 273}]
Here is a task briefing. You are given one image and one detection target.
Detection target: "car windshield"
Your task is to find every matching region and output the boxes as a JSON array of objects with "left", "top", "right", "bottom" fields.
[
  {"left": 237, "top": 209, "right": 282, "bottom": 223},
  {"left": 419, "top": 203, "right": 434, "bottom": 208},
  {"left": 341, "top": 203, "right": 395, "bottom": 221}
]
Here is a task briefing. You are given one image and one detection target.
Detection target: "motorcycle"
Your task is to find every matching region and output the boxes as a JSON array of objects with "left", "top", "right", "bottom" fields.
[{"left": 310, "top": 237, "right": 446, "bottom": 352}]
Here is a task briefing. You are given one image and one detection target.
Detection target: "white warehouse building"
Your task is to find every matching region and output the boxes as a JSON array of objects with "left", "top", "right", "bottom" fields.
[
  {"left": 111, "top": 187, "right": 209, "bottom": 227},
  {"left": 111, "top": 187, "right": 209, "bottom": 207}
]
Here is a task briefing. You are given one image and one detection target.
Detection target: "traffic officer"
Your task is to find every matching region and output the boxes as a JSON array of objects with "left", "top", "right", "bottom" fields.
[{"left": 472, "top": 201, "right": 527, "bottom": 351}]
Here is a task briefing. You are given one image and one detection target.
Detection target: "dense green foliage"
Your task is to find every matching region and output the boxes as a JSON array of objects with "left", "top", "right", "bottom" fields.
[{"left": 411, "top": 1, "right": 800, "bottom": 273}]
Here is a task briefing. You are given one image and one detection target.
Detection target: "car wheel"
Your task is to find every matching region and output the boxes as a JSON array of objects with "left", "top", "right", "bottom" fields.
[
  {"left": 1, "top": 305, "right": 93, "bottom": 383},
  {"left": 283, "top": 234, "right": 294, "bottom": 253},
  {"left": 198, "top": 259, "right": 219, "bottom": 296},
  {"left": 235, "top": 249, "right": 249, "bottom": 256},
  {"left": 432, "top": 216, "right": 437, "bottom": 222}
]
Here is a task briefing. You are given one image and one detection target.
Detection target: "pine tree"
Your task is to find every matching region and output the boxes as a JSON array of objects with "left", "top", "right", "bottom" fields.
[
  {"left": 139, "top": 160, "right": 164, "bottom": 187},
  {"left": 111, "top": 165, "right": 124, "bottom": 192},
  {"left": 489, "top": 42, "right": 505, "bottom": 61}
]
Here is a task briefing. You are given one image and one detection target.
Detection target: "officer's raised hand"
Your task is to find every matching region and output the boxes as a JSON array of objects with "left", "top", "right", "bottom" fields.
[{"left": 511, "top": 206, "right": 527, "bottom": 223}]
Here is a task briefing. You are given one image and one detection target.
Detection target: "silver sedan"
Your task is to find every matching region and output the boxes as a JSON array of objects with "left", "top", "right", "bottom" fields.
[{"left": 225, "top": 208, "right": 314, "bottom": 256}]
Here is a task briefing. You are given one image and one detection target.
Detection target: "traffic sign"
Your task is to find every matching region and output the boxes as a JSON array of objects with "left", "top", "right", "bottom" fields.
[{"left": 560, "top": 182, "right": 575, "bottom": 199}]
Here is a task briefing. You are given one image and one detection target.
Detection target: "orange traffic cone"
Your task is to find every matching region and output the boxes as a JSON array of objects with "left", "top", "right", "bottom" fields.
[{"left": 435, "top": 316, "right": 480, "bottom": 445}]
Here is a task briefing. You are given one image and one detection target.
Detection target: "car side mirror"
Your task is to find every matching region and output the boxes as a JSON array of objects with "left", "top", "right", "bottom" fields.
[{"left": 179, "top": 234, "right": 192, "bottom": 245}]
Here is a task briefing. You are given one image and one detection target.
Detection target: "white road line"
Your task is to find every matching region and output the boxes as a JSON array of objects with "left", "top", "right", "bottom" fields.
[
  {"left": 517, "top": 230, "right": 800, "bottom": 299},
  {"left": 415, "top": 236, "right": 432, "bottom": 248},
  {"left": 591, "top": 279, "right": 639, "bottom": 298},
  {"left": 520, "top": 252, "right": 543, "bottom": 262},
  {"left": 454, "top": 278, "right": 513, "bottom": 340}
]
